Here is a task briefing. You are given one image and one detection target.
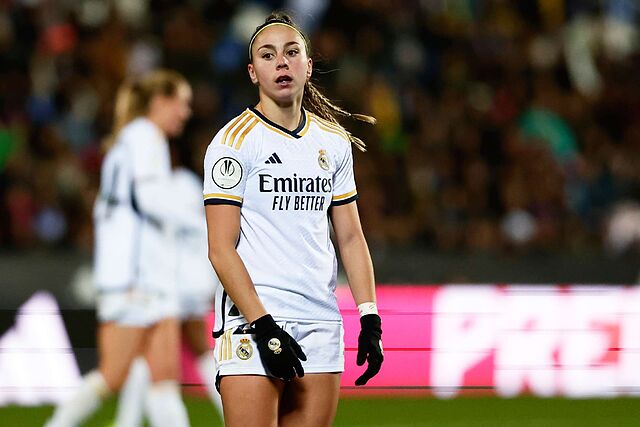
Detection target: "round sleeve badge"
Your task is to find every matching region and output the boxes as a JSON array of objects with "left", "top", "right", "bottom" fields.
[{"left": 211, "top": 157, "right": 243, "bottom": 189}]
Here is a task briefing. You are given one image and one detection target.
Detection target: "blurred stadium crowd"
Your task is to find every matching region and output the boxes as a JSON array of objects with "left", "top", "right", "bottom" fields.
[{"left": 1, "top": 0, "right": 639, "bottom": 254}]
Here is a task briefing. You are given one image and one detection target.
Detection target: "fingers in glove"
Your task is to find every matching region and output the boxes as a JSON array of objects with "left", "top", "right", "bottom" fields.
[
  {"left": 293, "top": 356, "right": 305, "bottom": 378},
  {"left": 356, "top": 345, "right": 368, "bottom": 366},
  {"left": 282, "top": 367, "right": 295, "bottom": 381},
  {"left": 370, "top": 344, "right": 384, "bottom": 362},
  {"left": 354, "top": 358, "right": 382, "bottom": 386},
  {"left": 289, "top": 337, "right": 307, "bottom": 361}
]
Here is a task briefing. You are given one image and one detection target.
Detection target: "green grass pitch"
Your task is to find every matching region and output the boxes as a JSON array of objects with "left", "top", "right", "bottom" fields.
[{"left": 2, "top": 396, "right": 638, "bottom": 426}]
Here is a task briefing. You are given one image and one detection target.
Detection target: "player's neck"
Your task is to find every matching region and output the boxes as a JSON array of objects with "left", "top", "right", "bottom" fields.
[
  {"left": 255, "top": 96, "right": 303, "bottom": 132},
  {"left": 145, "top": 113, "right": 168, "bottom": 138}
]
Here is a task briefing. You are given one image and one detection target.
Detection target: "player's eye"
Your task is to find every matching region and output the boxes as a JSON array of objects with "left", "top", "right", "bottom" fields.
[
  {"left": 261, "top": 52, "right": 274, "bottom": 60},
  {"left": 287, "top": 49, "right": 299, "bottom": 57}
]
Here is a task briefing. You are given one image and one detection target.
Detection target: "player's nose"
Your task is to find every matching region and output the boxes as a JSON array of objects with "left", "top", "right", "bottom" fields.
[{"left": 276, "top": 54, "right": 289, "bottom": 69}]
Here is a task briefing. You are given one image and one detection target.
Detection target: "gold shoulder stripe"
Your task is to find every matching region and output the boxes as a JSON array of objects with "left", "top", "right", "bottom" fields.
[
  {"left": 221, "top": 111, "right": 250, "bottom": 146},
  {"left": 311, "top": 114, "right": 349, "bottom": 134},
  {"left": 332, "top": 189, "right": 357, "bottom": 201},
  {"left": 309, "top": 114, "right": 349, "bottom": 136},
  {"left": 312, "top": 114, "right": 343, "bottom": 130},
  {"left": 227, "top": 114, "right": 253, "bottom": 147},
  {"left": 322, "top": 122, "right": 350, "bottom": 140},
  {"left": 311, "top": 117, "right": 350, "bottom": 142},
  {"left": 204, "top": 193, "right": 243, "bottom": 202},
  {"left": 235, "top": 118, "right": 259, "bottom": 149}
]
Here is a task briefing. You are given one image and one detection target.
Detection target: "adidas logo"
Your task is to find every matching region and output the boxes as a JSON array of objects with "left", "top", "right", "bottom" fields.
[{"left": 265, "top": 153, "right": 282, "bottom": 164}]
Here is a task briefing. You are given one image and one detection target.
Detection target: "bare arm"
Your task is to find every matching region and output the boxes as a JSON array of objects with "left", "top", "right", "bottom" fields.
[
  {"left": 330, "top": 202, "right": 376, "bottom": 305},
  {"left": 205, "top": 204, "right": 267, "bottom": 323},
  {"left": 332, "top": 201, "right": 383, "bottom": 386}
]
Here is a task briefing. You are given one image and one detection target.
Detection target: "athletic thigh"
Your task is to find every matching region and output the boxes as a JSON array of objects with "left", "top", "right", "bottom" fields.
[
  {"left": 182, "top": 318, "right": 209, "bottom": 356},
  {"left": 144, "top": 317, "right": 181, "bottom": 382},
  {"left": 219, "top": 375, "right": 284, "bottom": 427},
  {"left": 98, "top": 322, "right": 147, "bottom": 391},
  {"left": 279, "top": 373, "right": 341, "bottom": 427}
]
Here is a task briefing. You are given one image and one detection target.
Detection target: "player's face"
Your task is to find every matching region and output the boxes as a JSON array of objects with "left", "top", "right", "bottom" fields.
[
  {"left": 151, "top": 82, "right": 193, "bottom": 137},
  {"left": 248, "top": 25, "right": 312, "bottom": 106}
]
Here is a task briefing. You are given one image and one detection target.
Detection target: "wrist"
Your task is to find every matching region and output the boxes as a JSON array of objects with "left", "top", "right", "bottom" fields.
[
  {"left": 245, "top": 306, "right": 269, "bottom": 325},
  {"left": 357, "top": 302, "right": 378, "bottom": 317}
]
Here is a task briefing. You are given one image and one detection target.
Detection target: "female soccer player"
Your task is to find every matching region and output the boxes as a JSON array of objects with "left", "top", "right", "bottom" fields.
[
  {"left": 204, "top": 13, "right": 384, "bottom": 426},
  {"left": 46, "top": 69, "right": 196, "bottom": 427},
  {"left": 114, "top": 164, "right": 223, "bottom": 426}
]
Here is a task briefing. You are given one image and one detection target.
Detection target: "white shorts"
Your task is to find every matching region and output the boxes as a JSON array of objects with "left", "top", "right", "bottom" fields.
[
  {"left": 178, "top": 293, "right": 213, "bottom": 321},
  {"left": 215, "top": 320, "right": 344, "bottom": 385},
  {"left": 97, "top": 290, "right": 179, "bottom": 327}
]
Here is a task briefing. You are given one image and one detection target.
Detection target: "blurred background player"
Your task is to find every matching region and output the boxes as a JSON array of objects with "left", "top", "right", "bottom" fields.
[
  {"left": 45, "top": 69, "right": 196, "bottom": 427},
  {"left": 114, "top": 147, "right": 224, "bottom": 426},
  {"left": 173, "top": 164, "right": 224, "bottom": 418},
  {"left": 204, "top": 12, "right": 383, "bottom": 426}
]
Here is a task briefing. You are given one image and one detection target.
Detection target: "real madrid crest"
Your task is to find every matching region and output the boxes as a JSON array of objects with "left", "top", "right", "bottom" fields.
[
  {"left": 318, "top": 149, "right": 329, "bottom": 171},
  {"left": 236, "top": 338, "right": 253, "bottom": 360}
]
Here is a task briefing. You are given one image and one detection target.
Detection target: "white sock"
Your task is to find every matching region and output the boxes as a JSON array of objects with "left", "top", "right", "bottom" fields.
[
  {"left": 115, "top": 357, "right": 149, "bottom": 427},
  {"left": 145, "top": 380, "right": 190, "bottom": 427},
  {"left": 197, "top": 351, "right": 224, "bottom": 418},
  {"left": 45, "top": 370, "right": 110, "bottom": 427}
]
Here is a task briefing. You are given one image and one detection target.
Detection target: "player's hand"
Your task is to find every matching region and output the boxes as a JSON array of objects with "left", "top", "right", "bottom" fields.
[
  {"left": 355, "top": 313, "right": 383, "bottom": 385},
  {"left": 252, "top": 314, "right": 306, "bottom": 381}
]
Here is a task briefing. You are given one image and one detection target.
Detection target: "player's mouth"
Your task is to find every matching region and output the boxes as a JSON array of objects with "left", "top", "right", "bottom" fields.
[{"left": 275, "top": 75, "right": 293, "bottom": 87}]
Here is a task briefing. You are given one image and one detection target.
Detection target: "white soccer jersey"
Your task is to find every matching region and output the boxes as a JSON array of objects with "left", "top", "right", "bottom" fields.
[
  {"left": 203, "top": 107, "right": 359, "bottom": 335},
  {"left": 94, "top": 118, "right": 199, "bottom": 296},
  {"left": 172, "top": 167, "right": 219, "bottom": 315}
]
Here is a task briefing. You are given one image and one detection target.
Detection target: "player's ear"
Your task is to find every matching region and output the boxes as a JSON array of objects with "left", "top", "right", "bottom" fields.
[
  {"left": 248, "top": 63, "right": 259, "bottom": 85},
  {"left": 306, "top": 58, "right": 313, "bottom": 80}
]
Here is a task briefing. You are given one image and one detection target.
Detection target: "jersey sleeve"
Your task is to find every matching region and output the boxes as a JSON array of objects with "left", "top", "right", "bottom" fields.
[
  {"left": 203, "top": 130, "right": 251, "bottom": 207},
  {"left": 331, "top": 143, "right": 359, "bottom": 206}
]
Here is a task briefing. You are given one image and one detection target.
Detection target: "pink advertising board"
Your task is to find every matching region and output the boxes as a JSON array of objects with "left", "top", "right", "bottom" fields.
[
  {"left": 182, "top": 285, "right": 640, "bottom": 398},
  {"left": 2, "top": 286, "right": 639, "bottom": 405}
]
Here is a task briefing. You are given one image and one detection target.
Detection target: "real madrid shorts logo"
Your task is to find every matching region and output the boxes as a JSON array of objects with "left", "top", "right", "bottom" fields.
[
  {"left": 236, "top": 338, "right": 253, "bottom": 360},
  {"left": 318, "top": 149, "right": 329, "bottom": 171}
]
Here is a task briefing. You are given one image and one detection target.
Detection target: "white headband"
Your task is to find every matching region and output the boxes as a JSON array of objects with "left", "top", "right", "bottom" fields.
[{"left": 248, "top": 22, "right": 306, "bottom": 60}]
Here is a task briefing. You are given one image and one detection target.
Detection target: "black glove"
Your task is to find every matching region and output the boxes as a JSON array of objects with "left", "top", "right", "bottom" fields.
[
  {"left": 252, "top": 314, "right": 307, "bottom": 381},
  {"left": 355, "top": 313, "right": 383, "bottom": 386}
]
